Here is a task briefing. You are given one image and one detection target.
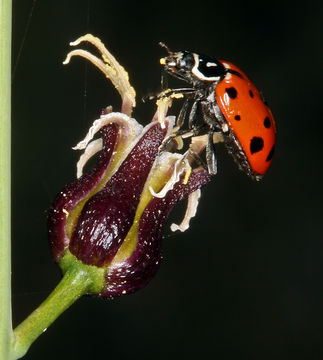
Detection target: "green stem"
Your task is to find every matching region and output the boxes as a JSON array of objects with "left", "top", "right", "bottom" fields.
[
  {"left": 11, "top": 266, "right": 92, "bottom": 359},
  {"left": 11, "top": 251, "right": 105, "bottom": 359},
  {"left": 0, "top": 0, "right": 12, "bottom": 359}
]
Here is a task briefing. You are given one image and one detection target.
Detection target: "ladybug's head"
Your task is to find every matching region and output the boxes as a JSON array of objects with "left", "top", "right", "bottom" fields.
[{"left": 159, "top": 43, "right": 226, "bottom": 87}]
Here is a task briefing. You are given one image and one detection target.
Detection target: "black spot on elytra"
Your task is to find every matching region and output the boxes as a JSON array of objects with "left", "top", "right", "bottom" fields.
[
  {"left": 226, "top": 87, "right": 237, "bottom": 99},
  {"left": 249, "top": 89, "right": 254, "bottom": 98},
  {"left": 234, "top": 115, "right": 241, "bottom": 121},
  {"left": 264, "top": 116, "right": 271, "bottom": 128},
  {"left": 266, "top": 145, "right": 275, "bottom": 162},
  {"left": 250, "top": 137, "right": 264, "bottom": 154}
]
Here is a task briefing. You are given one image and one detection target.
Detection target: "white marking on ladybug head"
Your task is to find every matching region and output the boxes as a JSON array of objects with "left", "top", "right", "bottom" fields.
[{"left": 191, "top": 53, "right": 221, "bottom": 82}]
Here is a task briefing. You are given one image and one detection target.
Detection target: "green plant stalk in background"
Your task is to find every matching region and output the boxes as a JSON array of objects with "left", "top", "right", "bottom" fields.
[
  {"left": 0, "top": 0, "right": 13, "bottom": 359},
  {"left": 0, "top": 3, "right": 98, "bottom": 358}
]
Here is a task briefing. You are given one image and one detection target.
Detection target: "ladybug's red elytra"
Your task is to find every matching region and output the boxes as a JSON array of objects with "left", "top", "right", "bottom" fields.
[{"left": 159, "top": 44, "right": 276, "bottom": 181}]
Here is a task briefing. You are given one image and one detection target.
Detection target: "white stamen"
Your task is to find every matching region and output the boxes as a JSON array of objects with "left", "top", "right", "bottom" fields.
[{"left": 170, "top": 189, "right": 201, "bottom": 232}]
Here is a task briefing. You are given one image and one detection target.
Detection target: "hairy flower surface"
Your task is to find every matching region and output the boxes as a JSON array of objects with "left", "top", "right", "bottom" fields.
[{"left": 48, "top": 35, "right": 211, "bottom": 298}]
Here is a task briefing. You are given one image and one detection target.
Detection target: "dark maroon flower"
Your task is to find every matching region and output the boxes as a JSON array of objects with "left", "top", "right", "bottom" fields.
[{"left": 47, "top": 34, "right": 211, "bottom": 298}]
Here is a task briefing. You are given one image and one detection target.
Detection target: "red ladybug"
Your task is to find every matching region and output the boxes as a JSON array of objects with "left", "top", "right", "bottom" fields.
[{"left": 159, "top": 44, "right": 276, "bottom": 181}]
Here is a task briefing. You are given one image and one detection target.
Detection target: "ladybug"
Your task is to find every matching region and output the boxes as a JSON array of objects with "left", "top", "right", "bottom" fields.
[{"left": 159, "top": 43, "right": 276, "bottom": 181}]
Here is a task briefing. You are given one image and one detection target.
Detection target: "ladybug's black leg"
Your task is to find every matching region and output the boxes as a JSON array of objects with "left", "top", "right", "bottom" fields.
[
  {"left": 188, "top": 100, "right": 199, "bottom": 130},
  {"left": 158, "top": 87, "right": 198, "bottom": 99},
  {"left": 177, "top": 98, "right": 190, "bottom": 128},
  {"left": 158, "top": 125, "right": 204, "bottom": 153},
  {"left": 161, "top": 70, "right": 168, "bottom": 91},
  {"left": 185, "top": 148, "right": 208, "bottom": 170},
  {"left": 206, "top": 131, "right": 217, "bottom": 175},
  {"left": 210, "top": 101, "right": 230, "bottom": 134},
  {"left": 142, "top": 87, "right": 196, "bottom": 103}
]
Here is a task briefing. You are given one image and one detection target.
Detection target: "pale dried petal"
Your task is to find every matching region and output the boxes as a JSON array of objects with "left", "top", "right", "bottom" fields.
[
  {"left": 76, "top": 138, "right": 103, "bottom": 178},
  {"left": 72, "top": 112, "right": 142, "bottom": 151},
  {"left": 170, "top": 189, "right": 201, "bottom": 232}
]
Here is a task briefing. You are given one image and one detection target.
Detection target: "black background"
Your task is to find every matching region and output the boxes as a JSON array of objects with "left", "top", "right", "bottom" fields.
[{"left": 11, "top": 1, "right": 322, "bottom": 359}]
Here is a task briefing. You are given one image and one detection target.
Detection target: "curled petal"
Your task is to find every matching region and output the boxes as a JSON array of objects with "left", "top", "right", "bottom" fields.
[
  {"left": 48, "top": 113, "right": 164, "bottom": 262},
  {"left": 73, "top": 112, "right": 142, "bottom": 152},
  {"left": 68, "top": 119, "right": 173, "bottom": 267},
  {"left": 48, "top": 123, "right": 120, "bottom": 261}
]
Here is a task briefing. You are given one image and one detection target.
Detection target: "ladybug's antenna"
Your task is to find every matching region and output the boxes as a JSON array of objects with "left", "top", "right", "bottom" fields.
[{"left": 159, "top": 42, "right": 173, "bottom": 56}]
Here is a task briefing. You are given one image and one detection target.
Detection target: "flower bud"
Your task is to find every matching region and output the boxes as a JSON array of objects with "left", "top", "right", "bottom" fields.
[{"left": 48, "top": 34, "right": 211, "bottom": 298}]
